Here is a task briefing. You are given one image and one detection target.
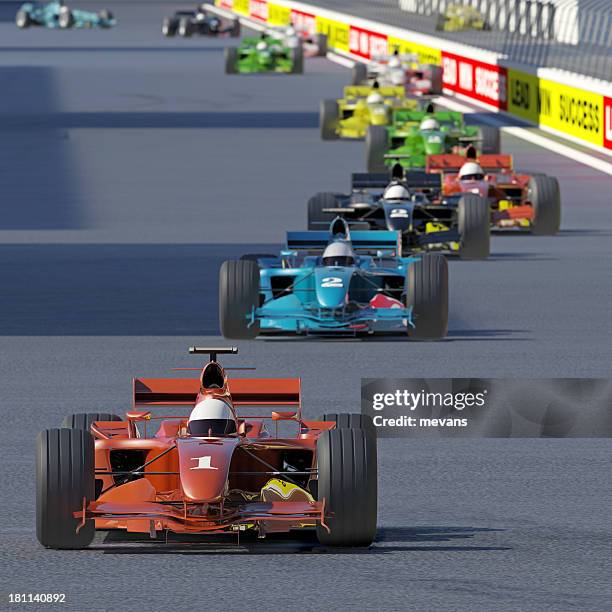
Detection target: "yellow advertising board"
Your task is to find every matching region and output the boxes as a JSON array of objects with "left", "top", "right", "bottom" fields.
[
  {"left": 387, "top": 36, "right": 441, "bottom": 66},
  {"left": 315, "top": 16, "right": 350, "bottom": 53},
  {"left": 232, "top": 0, "right": 249, "bottom": 16},
  {"left": 267, "top": 3, "right": 291, "bottom": 26}
]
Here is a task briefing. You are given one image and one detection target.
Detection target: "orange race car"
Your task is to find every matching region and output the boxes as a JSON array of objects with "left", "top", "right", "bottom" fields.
[
  {"left": 36, "top": 347, "right": 377, "bottom": 549},
  {"left": 427, "top": 148, "right": 561, "bottom": 234}
]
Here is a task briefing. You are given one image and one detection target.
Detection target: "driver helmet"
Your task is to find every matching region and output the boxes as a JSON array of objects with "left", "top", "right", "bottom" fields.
[
  {"left": 188, "top": 397, "right": 237, "bottom": 437},
  {"left": 322, "top": 241, "right": 356, "bottom": 267},
  {"left": 420, "top": 117, "right": 440, "bottom": 131},
  {"left": 459, "top": 161, "right": 485, "bottom": 181},
  {"left": 388, "top": 56, "right": 401, "bottom": 69},
  {"left": 390, "top": 69, "right": 405, "bottom": 86},
  {"left": 366, "top": 92, "right": 384, "bottom": 105},
  {"left": 286, "top": 26, "right": 296, "bottom": 36},
  {"left": 256, "top": 41, "right": 268, "bottom": 51},
  {"left": 383, "top": 182, "right": 411, "bottom": 200}
]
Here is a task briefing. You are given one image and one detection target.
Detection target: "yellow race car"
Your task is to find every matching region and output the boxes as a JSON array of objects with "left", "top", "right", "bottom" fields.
[{"left": 320, "top": 84, "right": 419, "bottom": 140}]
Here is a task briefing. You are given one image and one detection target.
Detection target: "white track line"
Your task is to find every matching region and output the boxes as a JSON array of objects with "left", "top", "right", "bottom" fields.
[{"left": 326, "top": 53, "right": 612, "bottom": 176}]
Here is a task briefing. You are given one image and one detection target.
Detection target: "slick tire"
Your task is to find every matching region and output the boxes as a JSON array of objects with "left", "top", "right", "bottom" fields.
[
  {"left": 98, "top": 9, "right": 113, "bottom": 27},
  {"left": 406, "top": 253, "right": 448, "bottom": 341},
  {"left": 36, "top": 428, "right": 95, "bottom": 549},
  {"left": 320, "top": 99, "right": 339, "bottom": 140},
  {"left": 162, "top": 17, "right": 177, "bottom": 37},
  {"left": 219, "top": 260, "right": 260, "bottom": 339},
  {"left": 58, "top": 8, "right": 74, "bottom": 29},
  {"left": 291, "top": 45, "right": 304, "bottom": 74},
  {"left": 178, "top": 17, "right": 192, "bottom": 37},
  {"left": 314, "top": 32, "right": 327, "bottom": 56},
  {"left": 61, "top": 413, "right": 121, "bottom": 430},
  {"left": 458, "top": 193, "right": 490, "bottom": 260},
  {"left": 316, "top": 428, "right": 377, "bottom": 547},
  {"left": 479, "top": 124, "right": 501, "bottom": 154},
  {"left": 428, "top": 64, "right": 443, "bottom": 95},
  {"left": 225, "top": 47, "right": 238, "bottom": 74},
  {"left": 322, "top": 413, "right": 376, "bottom": 439},
  {"left": 351, "top": 62, "right": 367, "bottom": 86},
  {"left": 366, "top": 125, "right": 389, "bottom": 173},
  {"left": 230, "top": 18, "right": 240, "bottom": 37},
  {"left": 307, "top": 192, "right": 337, "bottom": 230},
  {"left": 16, "top": 10, "right": 31, "bottom": 28},
  {"left": 529, "top": 175, "right": 561, "bottom": 235}
]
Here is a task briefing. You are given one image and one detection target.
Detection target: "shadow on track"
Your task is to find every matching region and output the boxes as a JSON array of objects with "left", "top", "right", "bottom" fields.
[{"left": 92, "top": 525, "right": 509, "bottom": 555}]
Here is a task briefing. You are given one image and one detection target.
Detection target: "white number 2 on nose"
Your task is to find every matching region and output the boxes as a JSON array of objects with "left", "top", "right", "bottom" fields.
[
  {"left": 321, "top": 277, "right": 343, "bottom": 288},
  {"left": 190, "top": 456, "right": 218, "bottom": 470}
]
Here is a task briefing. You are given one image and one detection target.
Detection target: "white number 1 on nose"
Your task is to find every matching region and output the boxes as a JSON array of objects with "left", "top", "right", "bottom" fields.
[{"left": 190, "top": 456, "right": 218, "bottom": 470}]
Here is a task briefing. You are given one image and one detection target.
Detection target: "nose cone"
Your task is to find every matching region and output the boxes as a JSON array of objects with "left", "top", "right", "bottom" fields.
[
  {"left": 177, "top": 437, "right": 239, "bottom": 502},
  {"left": 383, "top": 202, "right": 413, "bottom": 231},
  {"left": 314, "top": 267, "right": 352, "bottom": 308}
]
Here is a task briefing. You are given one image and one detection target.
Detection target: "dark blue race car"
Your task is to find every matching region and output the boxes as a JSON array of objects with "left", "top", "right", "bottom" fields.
[
  {"left": 16, "top": 1, "right": 115, "bottom": 29},
  {"left": 219, "top": 218, "right": 448, "bottom": 339}
]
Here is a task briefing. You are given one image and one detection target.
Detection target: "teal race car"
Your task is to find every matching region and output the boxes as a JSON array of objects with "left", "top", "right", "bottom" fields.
[
  {"left": 15, "top": 1, "right": 115, "bottom": 29},
  {"left": 225, "top": 34, "right": 303, "bottom": 74},
  {"left": 366, "top": 106, "right": 500, "bottom": 172}
]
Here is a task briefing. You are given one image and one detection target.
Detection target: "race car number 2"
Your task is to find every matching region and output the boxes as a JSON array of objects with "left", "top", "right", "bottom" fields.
[
  {"left": 321, "top": 277, "right": 344, "bottom": 287},
  {"left": 9, "top": 593, "right": 66, "bottom": 604}
]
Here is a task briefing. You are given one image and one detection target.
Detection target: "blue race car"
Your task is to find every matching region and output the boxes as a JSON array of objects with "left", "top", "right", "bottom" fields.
[
  {"left": 219, "top": 218, "right": 448, "bottom": 339},
  {"left": 16, "top": 1, "right": 115, "bottom": 29}
]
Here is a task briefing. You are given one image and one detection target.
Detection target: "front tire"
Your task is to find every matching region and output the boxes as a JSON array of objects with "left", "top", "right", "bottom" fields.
[
  {"left": 219, "top": 260, "right": 260, "bottom": 339},
  {"left": 15, "top": 10, "right": 31, "bottom": 28},
  {"left": 307, "top": 192, "right": 337, "bottom": 230},
  {"left": 366, "top": 125, "right": 389, "bottom": 173},
  {"left": 36, "top": 428, "right": 95, "bottom": 549},
  {"left": 314, "top": 32, "right": 327, "bottom": 56},
  {"left": 428, "top": 64, "right": 443, "bottom": 95},
  {"left": 479, "top": 125, "right": 501, "bottom": 154},
  {"left": 162, "top": 17, "right": 177, "bottom": 37},
  {"left": 291, "top": 45, "right": 304, "bottom": 74},
  {"left": 458, "top": 193, "right": 490, "bottom": 260},
  {"left": 351, "top": 62, "right": 367, "bottom": 85},
  {"left": 322, "top": 413, "right": 376, "bottom": 438},
  {"left": 406, "top": 253, "right": 449, "bottom": 340},
  {"left": 225, "top": 47, "right": 238, "bottom": 74},
  {"left": 529, "top": 175, "right": 561, "bottom": 235},
  {"left": 178, "top": 17, "right": 192, "bottom": 37},
  {"left": 316, "top": 428, "right": 377, "bottom": 547},
  {"left": 320, "top": 99, "right": 339, "bottom": 140}
]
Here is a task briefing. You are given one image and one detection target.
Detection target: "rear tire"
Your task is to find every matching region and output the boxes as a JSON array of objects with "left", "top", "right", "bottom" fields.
[
  {"left": 428, "top": 64, "right": 443, "bottom": 95},
  {"left": 320, "top": 99, "right": 339, "bottom": 140},
  {"left": 219, "top": 260, "right": 260, "bottom": 339},
  {"left": 307, "top": 192, "right": 337, "bottom": 230},
  {"left": 15, "top": 10, "right": 31, "bottom": 28},
  {"left": 314, "top": 32, "right": 327, "bottom": 56},
  {"left": 230, "top": 18, "right": 240, "bottom": 37},
  {"left": 406, "top": 253, "right": 448, "bottom": 340},
  {"left": 178, "top": 17, "right": 192, "bottom": 37},
  {"left": 479, "top": 125, "right": 501, "bottom": 154},
  {"left": 458, "top": 193, "right": 490, "bottom": 260},
  {"left": 61, "top": 413, "right": 121, "bottom": 430},
  {"left": 225, "top": 47, "right": 238, "bottom": 74},
  {"left": 351, "top": 62, "right": 367, "bottom": 85},
  {"left": 291, "top": 45, "right": 304, "bottom": 74},
  {"left": 36, "top": 428, "right": 95, "bottom": 549},
  {"left": 529, "top": 175, "right": 561, "bottom": 235},
  {"left": 316, "top": 428, "right": 377, "bottom": 547},
  {"left": 366, "top": 125, "right": 389, "bottom": 173}
]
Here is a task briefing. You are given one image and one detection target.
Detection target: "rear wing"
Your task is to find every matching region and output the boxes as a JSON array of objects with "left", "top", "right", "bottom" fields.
[
  {"left": 286, "top": 230, "right": 400, "bottom": 255},
  {"left": 427, "top": 154, "right": 514, "bottom": 173},
  {"left": 133, "top": 377, "right": 301, "bottom": 407},
  {"left": 343, "top": 85, "right": 404, "bottom": 99},
  {"left": 351, "top": 171, "right": 441, "bottom": 192}
]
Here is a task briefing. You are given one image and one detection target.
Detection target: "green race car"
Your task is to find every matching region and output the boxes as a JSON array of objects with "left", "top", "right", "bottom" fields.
[
  {"left": 365, "top": 108, "right": 500, "bottom": 172},
  {"left": 320, "top": 85, "right": 421, "bottom": 140},
  {"left": 225, "top": 35, "right": 303, "bottom": 74}
]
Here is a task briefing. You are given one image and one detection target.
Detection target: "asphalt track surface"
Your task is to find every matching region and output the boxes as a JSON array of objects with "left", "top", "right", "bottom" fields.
[{"left": 0, "top": 4, "right": 611, "bottom": 611}]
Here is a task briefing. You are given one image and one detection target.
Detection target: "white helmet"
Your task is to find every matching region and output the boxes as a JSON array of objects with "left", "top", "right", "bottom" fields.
[
  {"left": 459, "top": 162, "right": 485, "bottom": 181},
  {"left": 383, "top": 183, "right": 410, "bottom": 200},
  {"left": 188, "top": 398, "right": 237, "bottom": 437},
  {"left": 286, "top": 26, "right": 296, "bottom": 36},
  {"left": 322, "top": 241, "right": 356, "bottom": 267},
  {"left": 256, "top": 41, "right": 268, "bottom": 51},
  {"left": 366, "top": 92, "right": 384, "bottom": 105},
  {"left": 388, "top": 56, "right": 401, "bottom": 69},
  {"left": 390, "top": 69, "right": 405, "bottom": 86},
  {"left": 420, "top": 117, "right": 440, "bottom": 131}
]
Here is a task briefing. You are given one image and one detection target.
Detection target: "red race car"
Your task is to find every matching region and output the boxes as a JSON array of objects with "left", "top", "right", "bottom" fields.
[
  {"left": 427, "top": 148, "right": 561, "bottom": 234},
  {"left": 36, "top": 347, "right": 377, "bottom": 549}
]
